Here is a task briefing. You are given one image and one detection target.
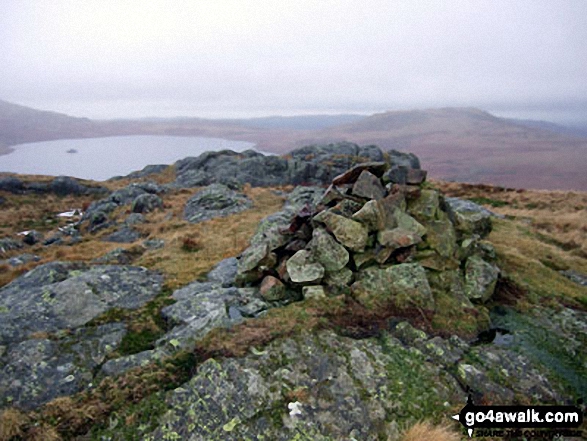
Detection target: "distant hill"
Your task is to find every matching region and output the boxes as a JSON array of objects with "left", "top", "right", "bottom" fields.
[
  {"left": 1, "top": 100, "right": 586, "bottom": 190},
  {"left": 0, "top": 100, "right": 100, "bottom": 153}
]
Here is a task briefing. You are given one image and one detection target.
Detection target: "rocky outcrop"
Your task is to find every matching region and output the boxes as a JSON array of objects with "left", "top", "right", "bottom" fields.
[
  {"left": 172, "top": 142, "right": 417, "bottom": 188},
  {"left": 235, "top": 160, "right": 500, "bottom": 318},
  {"left": 0, "top": 262, "right": 163, "bottom": 409},
  {"left": 0, "top": 175, "right": 107, "bottom": 196},
  {"left": 184, "top": 183, "right": 253, "bottom": 224},
  {"left": 0, "top": 262, "right": 163, "bottom": 345}
]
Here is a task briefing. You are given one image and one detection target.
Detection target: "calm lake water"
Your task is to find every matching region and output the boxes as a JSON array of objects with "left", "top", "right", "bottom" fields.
[{"left": 0, "top": 136, "right": 256, "bottom": 181}]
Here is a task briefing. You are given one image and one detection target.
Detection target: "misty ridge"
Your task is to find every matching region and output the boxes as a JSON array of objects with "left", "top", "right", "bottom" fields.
[{"left": 1, "top": 99, "right": 586, "bottom": 191}]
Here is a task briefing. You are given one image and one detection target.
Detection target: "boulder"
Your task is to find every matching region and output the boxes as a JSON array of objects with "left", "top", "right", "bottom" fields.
[
  {"left": 444, "top": 197, "right": 493, "bottom": 238},
  {"left": 313, "top": 211, "right": 368, "bottom": 252},
  {"left": 352, "top": 170, "right": 386, "bottom": 200},
  {"left": 184, "top": 183, "right": 252, "bottom": 224},
  {"left": 103, "top": 227, "right": 142, "bottom": 243},
  {"left": 0, "top": 323, "right": 126, "bottom": 410},
  {"left": 131, "top": 193, "right": 163, "bottom": 213},
  {"left": 260, "top": 276, "right": 287, "bottom": 301},
  {"left": 286, "top": 250, "right": 325, "bottom": 284},
  {"left": 352, "top": 263, "right": 434, "bottom": 311},
  {"left": 0, "top": 262, "right": 163, "bottom": 344},
  {"left": 0, "top": 176, "right": 24, "bottom": 193},
  {"left": 308, "top": 228, "right": 349, "bottom": 272},
  {"left": 464, "top": 255, "right": 500, "bottom": 302},
  {"left": 332, "top": 161, "right": 389, "bottom": 185},
  {"left": 377, "top": 228, "right": 422, "bottom": 250}
]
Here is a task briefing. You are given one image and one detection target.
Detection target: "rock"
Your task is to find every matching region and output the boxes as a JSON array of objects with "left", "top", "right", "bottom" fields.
[
  {"left": 184, "top": 183, "right": 252, "bottom": 223},
  {"left": 302, "top": 285, "right": 326, "bottom": 299},
  {"left": 88, "top": 210, "right": 110, "bottom": 232},
  {"left": 406, "top": 168, "right": 427, "bottom": 184},
  {"left": 0, "top": 238, "right": 24, "bottom": 254},
  {"left": 173, "top": 143, "right": 390, "bottom": 188},
  {"left": 323, "top": 267, "right": 353, "bottom": 291},
  {"left": 21, "top": 230, "right": 43, "bottom": 245},
  {"left": 352, "top": 263, "right": 434, "bottom": 310},
  {"left": 0, "top": 323, "right": 126, "bottom": 410},
  {"left": 207, "top": 257, "right": 238, "bottom": 287},
  {"left": 424, "top": 219, "right": 457, "bottom": 258},
  {"left": 444, "top": 197, "right": 493, "bottom": 238},
  {"left": 0, "top": 176, "right": 24, "bottom": 193},
  {"left": 131, "top": 193, "right": 163, "bottom": 213},
  {"left": 407, "top": 189, "right": 440, "bottom": 222},
  {"left": 286, "top": 250, "right": 325, "bottom": 284},
  {"left": 308, "top": 228, "right": 349, "bottom": 272},
  {"left": 560, "top": 269, "right": 587, "bottom": 287},
  {"left": 50, "top": 176, "right": 106, "bottom": 196},
  {"left": 377, "top": 228, "right": 422, "bottom": 250},
  {"left": 352, "top": 170, "right": 386, "bottom": 200},
  {"left": 332, "top": 161, "right": 389, "bottom": 186},
  {"left": 5, "top": 253, "right": 41, "bottom": 267},
  {"left": 125, "top": 212, "right": 146, "bottom": 226},
  {"left": 313, "top": 211, "right": 368, "bottom": 252},
  {"left": 103, "top": 227, "right": 142, "bottom": 243},
  {"left": 464, "top": 255, "right": 500, "bottom": 302},
  {"left": 392, "top": 210, "right": 426, "bottom": 237},
  {"left": 143, "top": 238, "right": 165, "bottom": 250},
  {"left": 110, "top": 164, "right": 169, "bottom": 181},
  {"left": 237, "top": 243, "right": 272, "bottom": 277},
  {"left": 108, "top": 184, "right": 149, "bottom": 205},
  {"left": 259, "top": 276, "right": 287, "bottom": 301},
  {"left": 0, "top": 262, "right": 163, "bottom": 344},
  {"left": 148, "top": 330, "right": 461, "bottom": 440},
  {"left": 389, "top": 149, "right": 421, "bottom": 169},
  {"left": 92, "top": 247, "right": 144, "bottom": 265}
]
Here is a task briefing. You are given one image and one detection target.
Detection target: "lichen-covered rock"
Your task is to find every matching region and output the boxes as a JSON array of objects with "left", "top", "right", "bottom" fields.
[
  {"left": 351, "top": 170, "right": 386, "bottom": 200},
  {"left": 286, "top": 250, "right": 325, "bottom": 284},
  {"left": 377, "top": 228, "right": 422, "bottom": 250},
  {"left": 444, "top": 197, "right": 493, "bottom": 238},
  {"left": 147, "top": 331, "right": 462, "bottom": 441},
  {"left": 0, "top": 237, "right": 23, "bottom": 254},
  {"left": 131, "top": 193, "right": 163, "bottom": 213},
  {"left": 103, "top": 226, "right": 142, "bottom": 243},
  {"left": 259, "top": 276, "right": 287, "bottom": 301},
  {"left": 407, "top": 189, "right": 440, "bottom": 222},
  {"left": 0, "top": 323, "right": 126, "bottom": 410},
  {"left": 464, "top": 255, "right": 500, "bottom": 302},
  {"left": 352, "top": 263, "right": 434, "bottom": 311},
  {"left": 184, "top": 183, "right": 252, "bottom": 224},
  {"left": 0, "top": 262, "right": 163, "bottom": 344},
  {"left": 313, "top": 210, "right": 368, "bottom": 252},
  {"left": 302, "top": 285, "right": 326, "bottom": 299},
  {"left": 308, "top": 228, "right": 349, "bottom": 272}
]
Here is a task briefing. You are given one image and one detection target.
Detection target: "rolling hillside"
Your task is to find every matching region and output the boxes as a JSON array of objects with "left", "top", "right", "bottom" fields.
[{"left": 1, "top": 100, "right": 586, "bottom": 190}]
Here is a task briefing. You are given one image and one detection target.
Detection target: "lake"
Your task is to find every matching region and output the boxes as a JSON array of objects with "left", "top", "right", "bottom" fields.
[{"left": 0, "top": 136, "right": 256, "bottom": 181}]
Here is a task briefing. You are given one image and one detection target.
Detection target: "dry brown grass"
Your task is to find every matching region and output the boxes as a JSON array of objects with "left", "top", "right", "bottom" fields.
[
  {"left": 134, "top": 186, "right": 285, "bottom": 289},
  {"left": 400, "top": 420, "right": 462, "bottom": 441},
  {"left": 0, "top": 408, "right": 29, "bottom": 441},
  {"left": 435, "top": 180, "right": 587, "bottom": 258}
]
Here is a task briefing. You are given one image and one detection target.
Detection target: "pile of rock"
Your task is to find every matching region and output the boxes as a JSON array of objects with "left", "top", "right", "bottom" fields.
[{"left": 236, "top": 160, "right": 500, "bottom": 315}]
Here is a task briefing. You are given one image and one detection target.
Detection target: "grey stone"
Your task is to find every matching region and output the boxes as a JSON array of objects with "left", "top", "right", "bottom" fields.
[
  {"left": 184, "top": 183, "right": 252, "bottom": 223},
  {"left": 21, "top": 230, "right": 43, "bottom": 245},
  {"left": 464, "top": 255, "right": 500, "bottom": 302},
  {"left": 352, "top": 170, "right": 386, "bottom": 200},
  {"left": 308, "top": 228, "right": 349, "bottom": 273},
  {"left": 131, "top": 193, "right": 164, "bottom": 213},
  {"left": 313, "top": 210, "right": 368, "bottom": 252},
  {"left": 286, "top": 250, "right": 325, "bottom": 284},
  {"left": 103, "top": 227, "right": 142, "bottom": 243},
  {"left": 0, "top": 262, "right": 163, "bottom": 344}
]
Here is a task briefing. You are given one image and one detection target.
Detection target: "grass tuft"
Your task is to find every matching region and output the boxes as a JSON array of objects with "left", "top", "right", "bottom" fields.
[{"left": 400, "top": 420, "right": 461, "bottom": 441}]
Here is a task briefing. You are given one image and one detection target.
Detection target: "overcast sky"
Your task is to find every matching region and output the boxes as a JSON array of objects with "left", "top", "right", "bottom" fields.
[{"left": 1, "top": 0, "right": 586, "bottom": 122}]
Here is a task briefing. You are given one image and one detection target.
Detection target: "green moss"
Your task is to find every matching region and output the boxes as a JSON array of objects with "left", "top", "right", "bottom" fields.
[
  {"left": 90, "top": 391, "right": 169, "bottom": 440},
  {"left": 467, "top": 196, "right": 508, "bottom": 208}
]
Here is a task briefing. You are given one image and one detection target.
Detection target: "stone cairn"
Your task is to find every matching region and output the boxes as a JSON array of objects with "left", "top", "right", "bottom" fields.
[{"left": 235, "top": 159, "right": 500, "bottom": 317}]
